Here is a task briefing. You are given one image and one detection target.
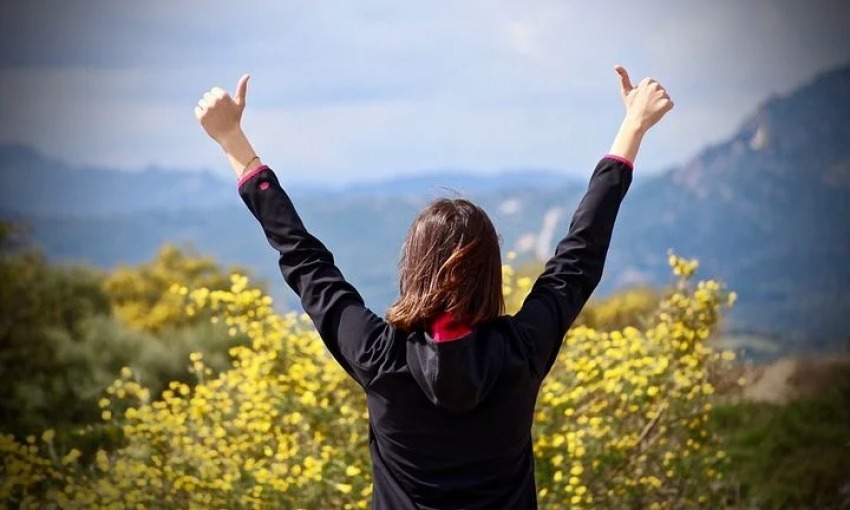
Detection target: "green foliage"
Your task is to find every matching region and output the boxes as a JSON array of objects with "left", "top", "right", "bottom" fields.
[
  {"left": 711, "top": 366, "right": 850, "bottom": 509},
  {"left": 2, "top": 295, "right": 242, "bottom": 440},
  {"left": 0, "top": 222, "right": 247, "bottom": 439},
  {"left": 0, "top": 221, "right": 111, "bottom": 437}
]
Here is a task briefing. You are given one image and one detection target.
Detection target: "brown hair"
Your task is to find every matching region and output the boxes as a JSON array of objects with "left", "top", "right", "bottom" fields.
[{"left": 386, "top": 198, "right": 504, "bottom": 331}]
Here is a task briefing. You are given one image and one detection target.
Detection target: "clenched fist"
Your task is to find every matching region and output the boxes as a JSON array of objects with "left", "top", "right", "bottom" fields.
[
  {"left": 614, "top": 65, "right": 674, "bottom": 133},
  {"left": 195, "top": 74, "right": 250, "bottom": 145}
]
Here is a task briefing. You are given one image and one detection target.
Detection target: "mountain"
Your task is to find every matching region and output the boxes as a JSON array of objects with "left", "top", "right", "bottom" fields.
[
  {"left": 2, "top": 65, "right": 849, "bottom": 359},
  {"left": 0, "top": 143, "right": 572, "bottom": 216},
  {"left": 603, "top": 66, "right": 850, "bottom": 355},
  {"left": 0, "top": 145, "right": 240, "bottom": 217},
  {"left": 328, "top": 169, "right": 577, "bottom": 198}
]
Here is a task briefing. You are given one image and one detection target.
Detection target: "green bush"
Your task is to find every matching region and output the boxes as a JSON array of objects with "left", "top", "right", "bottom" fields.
[
  {"left": 711, "top": 366, "right": 850, "bottom": 509},
  {"left": 0, "top": 221, "right": 245, "bottom": 439}
]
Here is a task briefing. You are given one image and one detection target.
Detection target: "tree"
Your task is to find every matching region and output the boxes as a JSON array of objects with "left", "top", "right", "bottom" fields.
[
  {"left": 0, "top": 223, "right": 254, "bottom": 438},
  {"left": 0, "top": 221, "right": 111, "bottom": 436}
]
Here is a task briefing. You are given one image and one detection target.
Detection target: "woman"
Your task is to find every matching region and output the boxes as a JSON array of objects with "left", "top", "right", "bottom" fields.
[{"left": 194, "top": 65, "right": 673, "bottom": 509}]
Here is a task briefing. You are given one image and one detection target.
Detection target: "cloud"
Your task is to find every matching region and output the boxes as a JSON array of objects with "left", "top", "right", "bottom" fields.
[{"left": 1, "top": 0, "right": 848, "bottom": 182}]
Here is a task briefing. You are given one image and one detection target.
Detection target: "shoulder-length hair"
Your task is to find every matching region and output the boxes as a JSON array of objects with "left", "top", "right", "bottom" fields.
[{"left": 386, "top": 198, "right": 504, "bottom": 331}]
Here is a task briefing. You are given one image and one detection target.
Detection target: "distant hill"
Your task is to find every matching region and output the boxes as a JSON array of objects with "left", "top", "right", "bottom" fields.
[
  {"left": 604, "top": 65, "right": 850, "bottom": 355},
  {"left": 0, "top": 145, "right": 238, "bottom": 217},
  {"left": 2, "top": 65, "right": 849, "bottom": 359},
  {"left": 0, "top": 143, "right": 571, "bottom": 215}
]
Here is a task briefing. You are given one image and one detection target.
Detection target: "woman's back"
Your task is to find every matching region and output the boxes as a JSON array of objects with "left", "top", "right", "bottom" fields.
[{"left": 366, "top": 318, "right": 541, "bottom": 509}]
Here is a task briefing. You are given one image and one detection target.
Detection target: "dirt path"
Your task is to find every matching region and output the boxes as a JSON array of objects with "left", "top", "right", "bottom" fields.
[{"left": 738, "top": 356, "right": 850, "bottom": 404}]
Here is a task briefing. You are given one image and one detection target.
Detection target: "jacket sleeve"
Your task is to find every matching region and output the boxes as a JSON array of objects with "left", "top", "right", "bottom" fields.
[
  {"left": 513, "top": 156, "right": 633, "bottom": 377},
  {"left": 237, "top": 165, "right": 389, "bottom": 386}
]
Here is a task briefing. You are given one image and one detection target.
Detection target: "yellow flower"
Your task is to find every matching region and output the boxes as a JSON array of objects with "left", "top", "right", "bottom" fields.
[
  {"left": 96, "top": 450, "right": 109, "bottom": 471},
  {"left": 61, "top": 448, "right": 81, "bottom": 465}
]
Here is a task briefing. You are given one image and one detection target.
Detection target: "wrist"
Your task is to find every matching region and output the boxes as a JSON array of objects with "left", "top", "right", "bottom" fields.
[
  {"left": 608, "top": 117, "right": 645, "bottom": 165},
  {"left": 217, "top": 126, "right": 247, "bottom": 151},
  {"left": 620, "top": 115, "right": 648, "bottom": 137},
  {"left": 217, "top": 127, "right": 262, "bottom": 178}
]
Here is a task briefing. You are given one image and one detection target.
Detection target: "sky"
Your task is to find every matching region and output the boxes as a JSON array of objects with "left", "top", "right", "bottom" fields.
[{"left": 1, "top": 1, "right": 849, "bottom": 184}]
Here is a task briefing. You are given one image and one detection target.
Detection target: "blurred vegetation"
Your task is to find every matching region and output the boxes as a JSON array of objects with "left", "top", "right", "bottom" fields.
[
  {"left": 1, "top": 220, "right": 847, "bottom": 508},
  {"left": 3, "top": 244, "right": 740, "bottom": 508},
  {"left": 510, "top": 256, "right": 662, "bottom": 332},
  {"left": 103, "top": 244, "right": 264, "bottom": 334},
  {"left": 1, "top": 222, "right": 110, "bottom": 437},
  {"left": 0, "top": 221, "right": 249, "bottom": 439},
  {"left": 711, "top": 365, "right": 850, "bottom": 509}
]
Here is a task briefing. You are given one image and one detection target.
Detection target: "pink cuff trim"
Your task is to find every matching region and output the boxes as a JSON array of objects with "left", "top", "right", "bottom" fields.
[
  {"left": 430, "top": 312, "right": 472, "bottom": 343},
  {"left": 603, "top": 154, "right": 634, "bottom": 170},
  {"left": 237, "top": 164, "right": 270, "bottom": 188}
]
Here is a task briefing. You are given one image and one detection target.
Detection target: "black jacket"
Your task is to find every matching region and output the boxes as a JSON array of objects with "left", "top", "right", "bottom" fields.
[{"left": 238, "top": 156, "right": 633, "bottom": 509}]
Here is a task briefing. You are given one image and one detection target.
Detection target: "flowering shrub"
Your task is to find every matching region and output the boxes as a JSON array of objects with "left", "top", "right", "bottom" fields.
[
  {"left": 102, "top": 244, "right": 261, "bottom": 334},
  {"left": 526, "top": 253, "right": 738, "bottom": 508},
  {"left": 1, "top": 253, "right": 736, "bottom": 509}
]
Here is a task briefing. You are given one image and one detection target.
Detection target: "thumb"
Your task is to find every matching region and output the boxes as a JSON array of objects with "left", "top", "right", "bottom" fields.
[
  {"left": 234, "top": 74, "right": 250, "bottom": 107},
  {"left": 614, "top": 65, "right": 633, "bottom": 98}
]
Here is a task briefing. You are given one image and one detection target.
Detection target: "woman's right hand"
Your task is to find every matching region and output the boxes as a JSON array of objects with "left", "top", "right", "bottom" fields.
[{"left": 615, "top": 65, "right": 674, "bottom": 133}]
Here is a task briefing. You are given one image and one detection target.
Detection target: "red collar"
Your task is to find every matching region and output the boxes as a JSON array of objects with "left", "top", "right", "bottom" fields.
[{"left": 430, "top": 312, "right": 472, "bottom": 343}]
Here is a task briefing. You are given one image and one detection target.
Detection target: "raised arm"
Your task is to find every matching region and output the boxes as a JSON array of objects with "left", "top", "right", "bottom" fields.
[
  {"left": 194, "top": 75, "right": 388, "bottom": 386},
  {"left": 514, "top": 65, "right": 674, "bottom": 376}
]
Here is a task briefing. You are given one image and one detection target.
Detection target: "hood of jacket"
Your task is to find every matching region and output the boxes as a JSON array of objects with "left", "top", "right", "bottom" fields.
[{"left": 405, "top": 316, "right": 506, "bottom": 413}]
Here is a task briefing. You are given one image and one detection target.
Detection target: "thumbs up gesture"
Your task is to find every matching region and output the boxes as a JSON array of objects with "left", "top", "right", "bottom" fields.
[
  {"left": 195, "top": 74, "right": 251, "bottom": 145},
  {"left": 614, "top": 65, "right": 674, "bottom": 133}
]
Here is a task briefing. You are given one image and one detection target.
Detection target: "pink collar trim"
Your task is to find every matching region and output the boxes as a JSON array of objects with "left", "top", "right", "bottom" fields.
[{"left": 430, "top": 312, "right": 471, "bottom": 343}]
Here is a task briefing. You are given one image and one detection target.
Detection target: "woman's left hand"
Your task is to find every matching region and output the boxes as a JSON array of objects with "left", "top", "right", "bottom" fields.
[{"left": 194, "top": 74, "right": 250, "bottom": 145}]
